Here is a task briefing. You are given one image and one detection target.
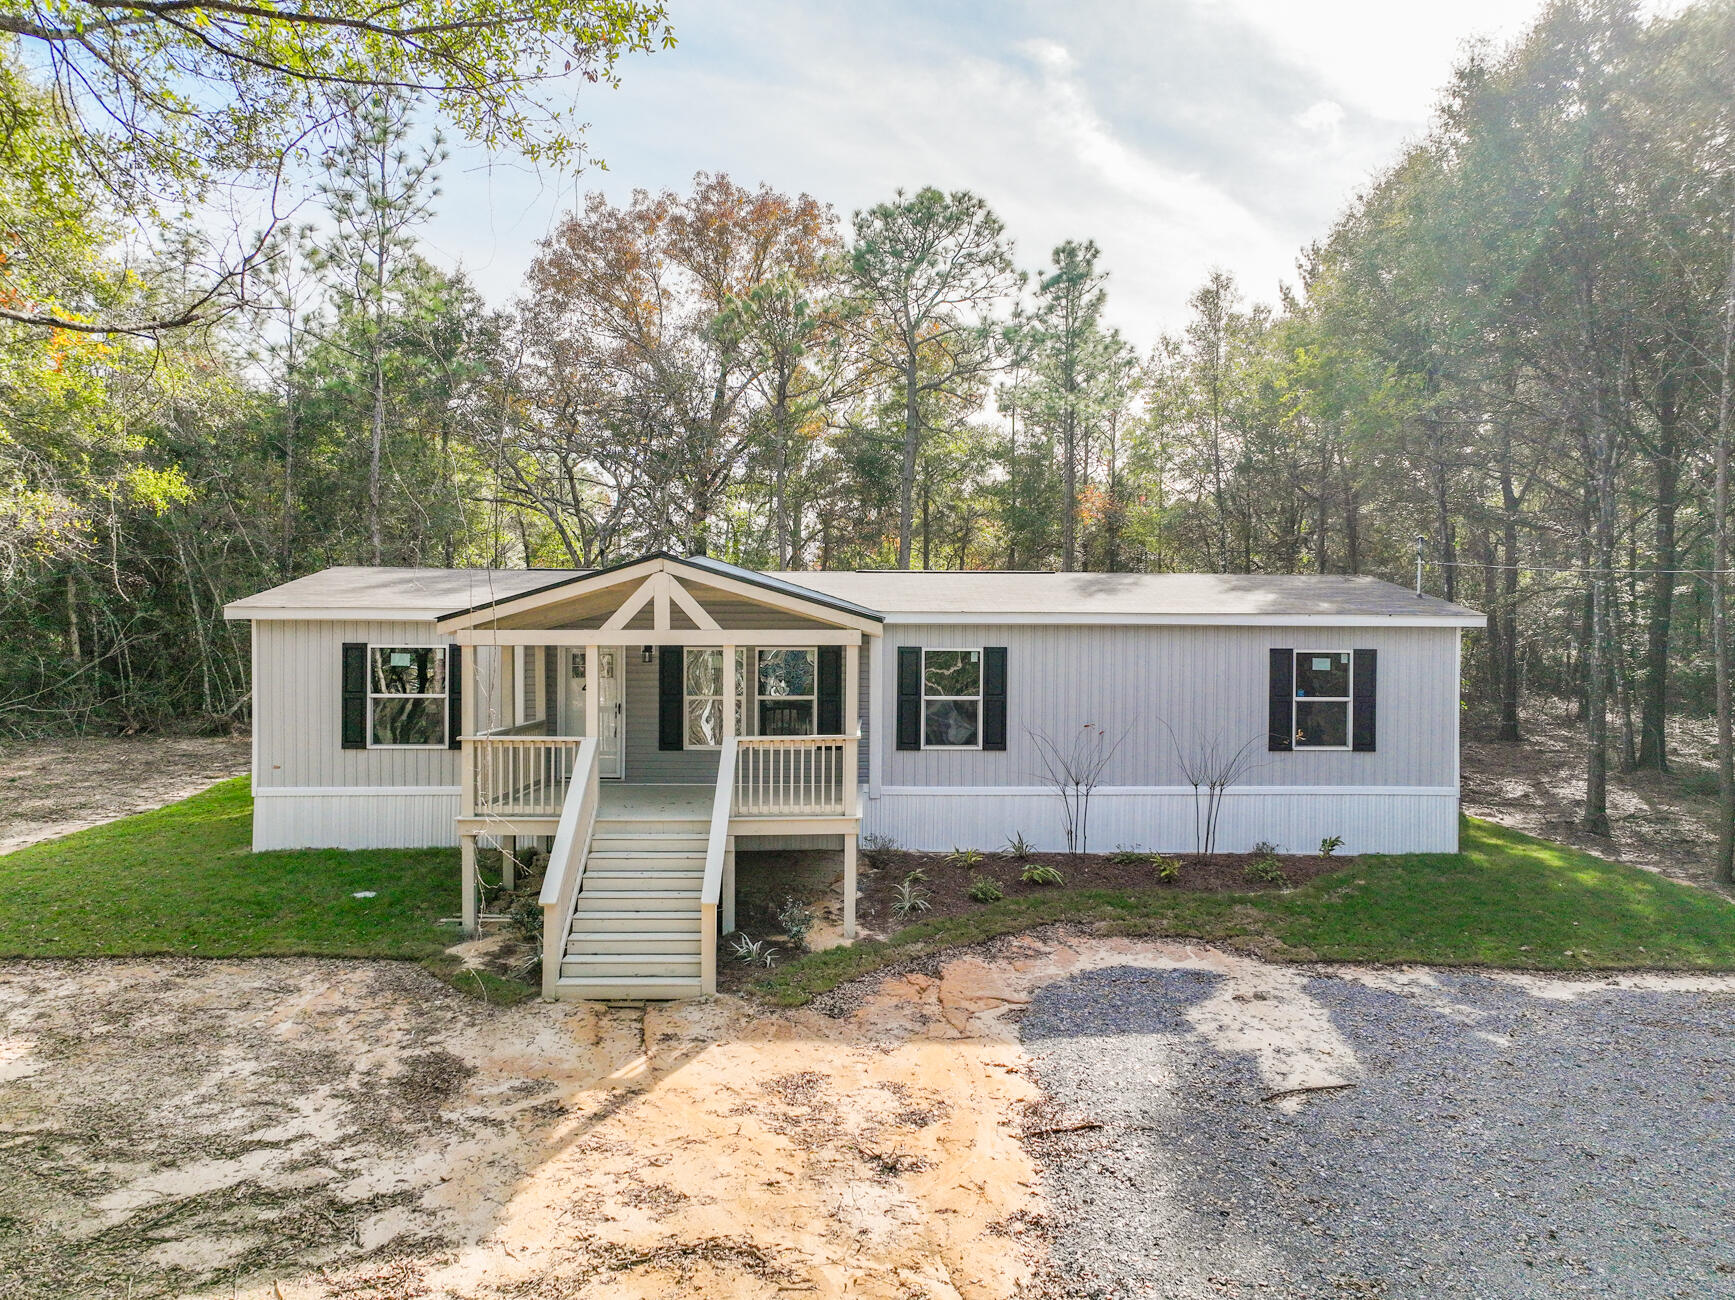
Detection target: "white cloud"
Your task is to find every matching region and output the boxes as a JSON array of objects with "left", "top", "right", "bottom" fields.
[
  {"left": 1296, "top": 100, "right": 1346, "bottom": 134},
  {"left": 421, "top": 0, "right": 1558, "bottom": 334}
]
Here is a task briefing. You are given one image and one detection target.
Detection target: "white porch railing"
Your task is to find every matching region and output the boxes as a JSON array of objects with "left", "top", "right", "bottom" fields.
[
  {"left": 732, "top": 734, "right": 858, "bottom": 817},
  {"left": 470, "top": 735, "right": 585, "bottom": 817},
  {"left": 538, "top": 738, "right": 601, "bottom": 998}
]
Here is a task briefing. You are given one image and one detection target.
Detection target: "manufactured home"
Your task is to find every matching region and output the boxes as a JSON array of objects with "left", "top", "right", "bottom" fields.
[{"left": 223, "top": 553, "right": 1483, "bottom": 998}]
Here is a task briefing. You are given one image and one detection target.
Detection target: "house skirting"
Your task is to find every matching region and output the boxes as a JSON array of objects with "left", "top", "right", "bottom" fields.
[
  {"left": 864, "top": 786, "right": 1460, "bottom": 856},
  {"left": 252, "top": 786, "right": 460, "bottom": 851}
]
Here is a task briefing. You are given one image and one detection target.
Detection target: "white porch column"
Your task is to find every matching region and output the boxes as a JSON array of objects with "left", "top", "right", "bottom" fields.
[
  {"left": 459, "top": 645, "right": 476, "bottom": 819},
  {"left": 722, "top": 642, "right": 737, "bottom": 744},
  {"left": 460, "top": 833, "right": 479, "bottom": 936},
  {"left": 844, "top": 640, "right": 860, "bottom": 817},
  {"left": 842, "top": 831, "right": 857, "bottom": 940},
  {"left": 722, "top": 835, "right": 737, "bottom": 933},
  {"left": 866, "top": 637, "right": 884, "bottom": 800},
  {"left": 583, "top": 644, "right": 599, "bottom": 740}
]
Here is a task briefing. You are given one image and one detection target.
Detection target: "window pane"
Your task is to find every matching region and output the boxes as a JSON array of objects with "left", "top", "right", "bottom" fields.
[
  {"left": 372, "top": 647, "right": 444, "bottom": 694},
  {"left": 685, "top": 648, "right": 722, "bottom": 696},
  {"left": 757, "top": 648, "right": 814, "bottom": 698},
  {"left": 1295, "top": 651, "right": 1350, "bottom": 699},
  {"left": 372, "top": 696, "right": 445, "bottom": 745},
  {"left": 686, "top": 698, "right": 722, "bottom": 747},
  {"left": 923, "top": 650, "right": 980, "bottom": 698},
  {"left": 924, "top": 698, "right": 979, "bottom": 747},
  {"left": 759, "top": 699, "right": 814, "bottom": 736},
  {"left": 1295, "top": 700, "right": 1349, "bottom": 748}
]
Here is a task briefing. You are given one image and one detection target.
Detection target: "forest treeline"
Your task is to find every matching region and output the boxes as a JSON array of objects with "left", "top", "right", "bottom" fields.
[{"left": 2, "top": 1, "right": 1734, "bottom": 865}]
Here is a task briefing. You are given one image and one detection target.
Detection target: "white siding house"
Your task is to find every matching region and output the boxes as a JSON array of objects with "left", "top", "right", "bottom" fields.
[{"left": 223, "top": 555, "right": 1483, "bottom": 999}]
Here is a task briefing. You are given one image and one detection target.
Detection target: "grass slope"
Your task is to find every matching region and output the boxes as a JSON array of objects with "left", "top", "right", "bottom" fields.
[
  {"left": 754, "top": 817, "right": 1735, "bottom": 1006},
  {"left": 0, "top": 778, "right": 456, "bottom": 959}
]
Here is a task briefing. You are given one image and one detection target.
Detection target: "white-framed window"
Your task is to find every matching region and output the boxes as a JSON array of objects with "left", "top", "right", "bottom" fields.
[
  {"left": 369, "top": 645, "right": 447, "bottom": 747},
  {"left": 683, "top": 647, "right": 747, "bottom": 748},
  {"left": 756, "top": 647, "right": 816, "bottom": 736},
  {"left": 1293, "top": 650, "right": 1352, "bottom": 749},
  {"left": 922, "top": 648, "right": 981, "bottom": 749}
]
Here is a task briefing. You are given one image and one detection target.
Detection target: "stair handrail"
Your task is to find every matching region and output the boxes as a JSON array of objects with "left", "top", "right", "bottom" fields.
[
  {"left": 698, "top": 735, "right": 738, "bottom": 996},
  {"left": 539, "top": 735, "right": 601, "bottom": 998}
]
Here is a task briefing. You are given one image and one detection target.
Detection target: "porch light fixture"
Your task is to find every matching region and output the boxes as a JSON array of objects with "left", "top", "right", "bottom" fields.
[{"left": 642, "top": 645, "right": 655, "bottom": 664}]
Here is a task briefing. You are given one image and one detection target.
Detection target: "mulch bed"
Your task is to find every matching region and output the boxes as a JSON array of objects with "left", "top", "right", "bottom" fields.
[{"left": 855, "top": 849, "right": 1343, "bottom": 934}]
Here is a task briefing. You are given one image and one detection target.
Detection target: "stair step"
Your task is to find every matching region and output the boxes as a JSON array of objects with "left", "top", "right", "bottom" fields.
[
  {"left": 561, "top": 954, "right": 701, "bottom": 978},
  {"left": 571, "top": 892, "right": 700, "bottom": 912},
  {"left": 584, "top": 870, "right": 702, "bottom": 885},
  {"left": 586, "top": 852, "right": 705, "bottom": 868},
  {"left": 567, "top": 909, "right": 701, "bottom": 930},
  {"left": 591, "top": 835, "right": 709, "bottom": 853},
  {"left": 593, "top": 819, "right": 708, "bottom": 836},
  {"left": 551, "top": 975, "right": 703, "bottom": 1001},
  {"left": 567, "top": 931, "right": 701, "bottom": 954}
]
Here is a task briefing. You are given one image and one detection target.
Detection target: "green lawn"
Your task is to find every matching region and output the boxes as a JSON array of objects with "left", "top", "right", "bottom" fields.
[
  {"left": 0, "top": 777, "right": 457, "bottom": 959},
  {"left": 754, "top": 817, "right": 1735, "bottom": 1005},
  {"left": 4, "top": 784, "right": 1732, "bottom": 1009}
]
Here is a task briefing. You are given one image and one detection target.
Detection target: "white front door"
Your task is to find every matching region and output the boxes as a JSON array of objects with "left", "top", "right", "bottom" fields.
[{"left": 564, "top": 648, "right": 624, "bottom": 778}]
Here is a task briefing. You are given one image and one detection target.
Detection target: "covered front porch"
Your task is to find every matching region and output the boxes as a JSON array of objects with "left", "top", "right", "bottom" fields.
[{"left": 436, "top": 554, "right": 881, "bottom": 999}]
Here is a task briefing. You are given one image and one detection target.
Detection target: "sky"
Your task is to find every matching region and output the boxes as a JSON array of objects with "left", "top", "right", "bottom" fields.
[{"left": 415, "top": 0, "right": 1554, "bottom": 338}]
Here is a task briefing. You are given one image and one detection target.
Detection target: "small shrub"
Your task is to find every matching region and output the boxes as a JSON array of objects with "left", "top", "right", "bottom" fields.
[
  {"left": 1110, "top": 844, "right": 1149, "bottom": 865},
  {"left": 1318, "top": 835, "right": 1345, "bottom": 857},
  {"left": 967, "top": 876, "right": 1005, "bottom": 904},
  {"left": 861, "top": 832, "right": 901, "bottom": 864},
  {"left": 728, "top": 934, "right": 779, "bottom": 967},
  {"left": 1001, "top": 831, "right": 1035, "bottom": 860},
  {"left": 1020, "top": 862, "right": 1065, "bottom": 886},
  {"left": 1151, "top": 854, "right": 1181, "bottom": 884},
  {"left": 776, "top": 896, "right": 815, "bottom": 951},
  {"left": 947, "top": 846, "right": 985, "bottom": 871},
  {"left": 1251, "top": 840, "right": 1279, "bottom": 857},
  {"left": 891, "top": 874, "right": 931, "bottom": 920},
  {"left": 1245, "top": 855, "right": 1287, "bottom": 886},
  {"left": 504, "top": 892, "right": 542, "bottom": 945}
]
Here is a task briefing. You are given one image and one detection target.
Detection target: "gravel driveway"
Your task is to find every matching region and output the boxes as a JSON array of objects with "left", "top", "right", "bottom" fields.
[{"left": 1020, "top": 964, "right": 1735, "bottom": 1300}]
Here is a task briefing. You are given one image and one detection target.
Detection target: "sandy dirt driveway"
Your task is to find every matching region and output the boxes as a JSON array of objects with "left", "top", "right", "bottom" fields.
[
  {"left": 0, "top": 736, "right": 250, "bottom": 853},
  {"left": 5, "top": 935, "right": 1732, "bottom": 1300}
]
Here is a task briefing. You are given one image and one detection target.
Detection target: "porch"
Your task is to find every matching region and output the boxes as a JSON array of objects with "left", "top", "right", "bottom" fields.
[{"left": 436, "top": 554, "right": 881, "bottom": 1000}]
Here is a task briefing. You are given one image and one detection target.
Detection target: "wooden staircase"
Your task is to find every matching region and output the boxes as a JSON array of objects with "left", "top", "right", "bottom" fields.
[{"left": 555, "top": 814, "right": 708, "bottom": 999}]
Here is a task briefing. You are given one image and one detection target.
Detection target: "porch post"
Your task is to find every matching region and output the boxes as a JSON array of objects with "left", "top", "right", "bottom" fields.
[
  {"left": 583, "top": 644, "right": 599, "bottom": 740},
  {"left": 460, "top": 646, "right": 476, "bottom": 819},
  {"left": 722, "top": 642, "right": 737, "bottom": 744},
  {"left": 460, "top": 833, "right": 479, "bottom": 936},
  {"left": 722, "top": 834, "right": 737, "bottom": 934},
  {"left": 844, "top": 640, "right": 860, "bottom": 817},
  {"left": 842, "top": 831, "right": 857, "bottom": 940}
]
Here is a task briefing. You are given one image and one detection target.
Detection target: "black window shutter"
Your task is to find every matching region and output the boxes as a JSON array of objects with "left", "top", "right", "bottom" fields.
[
  {"left": 817, "top": 646, "right": 843, "bottom": 734},
  {"left": 896, "top": 646, "right": 921, "bottom": 750},
  {"left": 341, "top": 643, "right": 368, "bottom": 749},
  {"left": 447, "top": 645, "right": 462, "bottom": 749},
  {"left": 658, "top": 646, "right": 684, "bottom": 750},
  {"left": 982, "top": 646, "right": 1008, "bottom": 751},
  {"left": 1352, "top": 649, "right": 1378, "bottom": 752},
  {"left": 1267, "top": 648, "right": 1294, "bottom": 752}
]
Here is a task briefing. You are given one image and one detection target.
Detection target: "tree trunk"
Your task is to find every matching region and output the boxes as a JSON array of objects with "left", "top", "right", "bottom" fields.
[
  {"left": 1498, "top": 466, "right": 1523, "bottom": 742},
  {"left": 369, "top": 340, "right": 385, "bottom": 566},
  {"left": 1582, "top": 394, "right": 1615, "bottom": 838},
  {"left": 1637, "top": 380, "right": 1680, "bottom": 771},
  {"left": 1712, "top": 197, "right": 1735, "bottom": 885},
  {"left": 897, "top": 358, "right": 920, "bottom": 569}
]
